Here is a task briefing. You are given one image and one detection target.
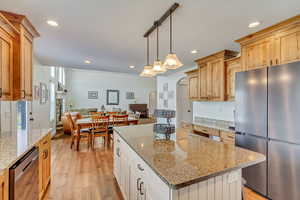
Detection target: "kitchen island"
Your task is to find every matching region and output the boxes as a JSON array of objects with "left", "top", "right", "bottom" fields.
[{"left": 113, "top": 124, "right": 265, "bottom": 200}]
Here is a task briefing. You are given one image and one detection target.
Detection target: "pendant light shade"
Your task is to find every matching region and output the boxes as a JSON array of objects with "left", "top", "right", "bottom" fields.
[
  {"left": 163, "top": 12, "right": 183, "bottom": 69},
  {"left": 140, "top": 36, "right": 156, "bottom": 77},
  {"left": 153, "top": 23, "right": 167, "bottom": 73}
]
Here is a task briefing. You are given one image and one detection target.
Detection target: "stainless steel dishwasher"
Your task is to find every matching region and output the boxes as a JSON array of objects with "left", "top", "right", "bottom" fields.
[{"left": 9, "top": 147, "right": 39, "bottom": 200}]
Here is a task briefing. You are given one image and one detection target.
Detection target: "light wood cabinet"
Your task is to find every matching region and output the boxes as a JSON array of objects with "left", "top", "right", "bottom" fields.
[
  {"left": 225, "top": 57, "right": 241, "bottom": 101},
  {"left": 38, "top": 133, "right": 51, "bottom": 200},
  {"left": 186, "top": 69, "right": 199, "bottom": 100},
  {"left": 0, "top": 170, "right": 9, "bottom": 200},
  {"left": 236, "top": 15, "right": 300, "bottom": 70},
  {"left": 192, "top": 50, "right": 238, "bottom": 102},
  {"left": 199, "top": 65, "right": 208, "bottom": 100},
  {"left": 0, "top": 11, "right": 39, "bottom": 101},
  {"left": 220, "top": 131, "right": 235, "bottom": 145}
]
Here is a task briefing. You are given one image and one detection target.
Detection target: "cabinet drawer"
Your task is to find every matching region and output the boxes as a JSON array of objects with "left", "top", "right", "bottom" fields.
[
  {"left": 220, "top": 131, "right": 235, "bottom": 144},
  {"left": 193, "top": 125, "right": 220, "bottom": 136}
]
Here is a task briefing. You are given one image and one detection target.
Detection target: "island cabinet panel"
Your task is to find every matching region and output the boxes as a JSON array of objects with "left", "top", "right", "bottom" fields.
[
  {"left": 170, "top": 170, "right": 242, "bottom": 200},
  {"left": 0, "top": 170, "right": 9, "bottom": 200},
  {"left": 38, "top": 133, "right": 51, "bottom": 200}
]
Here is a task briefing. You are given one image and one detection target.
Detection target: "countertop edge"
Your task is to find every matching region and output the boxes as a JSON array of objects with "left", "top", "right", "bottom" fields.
[
  {"left": 192, "top": 122, "right": 235, "bottom": 132},
  {"left": 114, "top": 127, "right": 265, "bottom": 190},
  {"left": 0, "top": 128, "right": 52, "bottom": 173}
]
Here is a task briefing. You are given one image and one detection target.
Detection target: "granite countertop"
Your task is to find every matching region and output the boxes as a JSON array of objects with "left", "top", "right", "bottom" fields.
[
  {"left": 193, "top": 117, "right": 235, "bottom": 132},
  {"left": 114, "top": 124, "right": 265, "bottom": 189},
  {"left": 0, "top": 125, "right": 51, "bottom": 172}
]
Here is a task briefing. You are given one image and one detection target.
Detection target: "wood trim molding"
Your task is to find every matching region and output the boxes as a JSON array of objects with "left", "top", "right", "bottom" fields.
[
  {"left": 235, "top": 14, "right": 300, "bottom": 44},
  {"left": 0, "top": 13, "right": 19, "bottom": 37},
  {"left": 195, "top": 50, "right": 239, "bottom": 66},
  {"left": 0, "top": 10, "right": 40, "bottom": 38}
]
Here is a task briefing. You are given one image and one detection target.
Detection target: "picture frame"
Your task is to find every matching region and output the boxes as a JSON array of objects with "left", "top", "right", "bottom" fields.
[
  {"left": 88, "top": 91, "right": 98, "bottom": 99},
  {"left": 107, "top": 90, "right": 119, "bottom": 105},
  {"left": 126, "top": 92, "right": 135, "bottom": 100},
  {"left": 39, "top": 82, "right": 48, "bottom": 105}
]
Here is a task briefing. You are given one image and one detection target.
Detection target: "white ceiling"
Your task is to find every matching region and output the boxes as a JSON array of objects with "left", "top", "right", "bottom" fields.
[{"left": 1, "top": 0, "right": 300, "bottom": 75}]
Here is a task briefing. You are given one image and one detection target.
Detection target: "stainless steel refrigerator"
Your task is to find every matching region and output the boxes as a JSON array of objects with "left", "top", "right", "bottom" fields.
[{"left": 235, "top": 62, "right": 300, "bottom": 200}]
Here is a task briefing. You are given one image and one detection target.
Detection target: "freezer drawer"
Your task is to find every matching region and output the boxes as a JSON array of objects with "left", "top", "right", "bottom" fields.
[
  {"left": 235, "top": 134, "right": 267, "bottom": 196},
  {"left": 268, "top": 62, "right": 300, "bottom": 144},
  {"left": 269, "top": 140, "right": 300, "bottom": 200},
  {"left": 235, "top": 68, "right": 267, "bottom": 138}
]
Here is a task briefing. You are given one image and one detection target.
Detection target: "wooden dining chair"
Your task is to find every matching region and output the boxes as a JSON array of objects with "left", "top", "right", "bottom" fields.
[
  {"left": 112, "top": 114, "right": 129, "bottom": 127},
  {"left": 67, "top": 113, "right": 91, "bottom": 150},
  {"left": 91, "top": 115, "right": 110, "bottom": 149}
]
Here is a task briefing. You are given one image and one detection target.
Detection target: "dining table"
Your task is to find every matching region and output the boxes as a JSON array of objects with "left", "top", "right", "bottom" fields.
[{"left": 75, "top": 116, "right": 139, "bottom": 150}]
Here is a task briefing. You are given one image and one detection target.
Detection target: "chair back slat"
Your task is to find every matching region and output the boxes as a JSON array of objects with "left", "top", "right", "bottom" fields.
[
  {"left": 113, "top": 114, "right": 129, "bottom": 126},
  {"left": 92, "top": 115, "right": 109, "bottom": 130}
]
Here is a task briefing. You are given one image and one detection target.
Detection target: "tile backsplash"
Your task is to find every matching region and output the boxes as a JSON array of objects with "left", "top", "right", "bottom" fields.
[{"left": 193, "top": 101, "right": 235, "bottom": 122}]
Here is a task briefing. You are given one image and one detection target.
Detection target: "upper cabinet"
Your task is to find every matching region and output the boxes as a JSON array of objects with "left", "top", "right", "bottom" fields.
[
  {"left": 236, "top": 15, "right": 300, "bottom": 70},
  {"left": 0, "top": 11, "right": 39, "bottom": 101},
  {"left": 225, "top": 57, "right": 241, "bottom": 101},
  {"left": 193, "top": 50, "right": 238, "bottom": 102},
  {"left": 186, "top": 69, "right": 199, "bottom": 100}
]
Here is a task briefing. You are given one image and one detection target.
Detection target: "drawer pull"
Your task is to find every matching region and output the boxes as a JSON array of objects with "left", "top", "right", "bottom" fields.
[
  {"left": 137, "top": 178, "right": 141, "bottom": 191},
  {"left": 116, "top": 147, "right": 120, "bottom": 157},
  {"left": 137, "top": 164, "right": 144, "bottom": 171},
  {"left": 117, "top": 139, "right": 120, "bottom": 143},
  {"left": 140, "top": 181, "right": 144, "bottom": 195}
]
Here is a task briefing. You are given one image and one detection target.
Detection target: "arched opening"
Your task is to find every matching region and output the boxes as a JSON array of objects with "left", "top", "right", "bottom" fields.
[{"left": 176, "top": 77, "right": 193, "bottom": 128}]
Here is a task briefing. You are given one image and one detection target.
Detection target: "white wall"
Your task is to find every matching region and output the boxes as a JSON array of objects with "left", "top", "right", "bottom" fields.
[{"left": 66, "top": 69, "right": 156, "bottom": 111}]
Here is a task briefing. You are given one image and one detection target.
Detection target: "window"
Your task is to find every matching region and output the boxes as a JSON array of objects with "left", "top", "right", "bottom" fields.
[
  {"left": 50, "top": 82, "right": 56, "bottom": 121},
  {"left": 50, "top": 66, "right": 56, "bottom": 78}
]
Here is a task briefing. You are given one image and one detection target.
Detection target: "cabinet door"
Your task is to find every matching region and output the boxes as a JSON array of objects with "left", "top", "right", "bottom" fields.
[
  {"left": 0, "top": 34, "right": 13, "bottom": 100},
  {"left": 226, "top": 59, "right": 241, "bottom": 101},
  {"left": 0, "top": 170, "right": 9, "bottom": 200},
  {"left": 199, "top": 66, "right": 208, "bottom": 100},
  {"left": 22, "top": 34, "right": 33, "bottom": 100},
  {"left": 209, "top": 58, "right": 225, "bottom": 101},
  {"left": 243, "top": 39, "right": 271, "bottom": 70},
  {"left": 113, "top": 135, "right": 121, "bottom": 184},
  {"left": 279, "top": 31, "right": 300, "bottom": 64},
  {"left": 188, "top": 75, "right": 198, "bottom": 99}
]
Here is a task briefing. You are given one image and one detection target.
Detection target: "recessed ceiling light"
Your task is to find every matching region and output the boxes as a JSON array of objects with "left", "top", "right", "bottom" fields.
[
  {"left": 85, "top": 60, "right": 91, "bottom": 64},
  {"left": 190, "top": 50, "right": 198, "bottom": 54},
  {"left": 47, "top": 20, "right": 58, "bottom": 27},
  {"left": 248, "top": 21, "right": 260, "bottom": 28},
  {"left": 129, "top": 65, "right": 135, "bottom": 69}
]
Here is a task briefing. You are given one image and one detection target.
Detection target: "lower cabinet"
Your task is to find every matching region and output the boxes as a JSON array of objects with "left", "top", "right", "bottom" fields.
[
  {"left": 0, "top": 169, "right": 9, "bottom": 200},
  {"left": 114, "top": 134, "right": 169, "bottom": 200},
  {"left": 38, "top": 133, "right": 51, "bottom": 200}
]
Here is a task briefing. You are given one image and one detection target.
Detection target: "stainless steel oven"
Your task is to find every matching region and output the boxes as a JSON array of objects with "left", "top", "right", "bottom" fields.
[{"left": 9, "top": 147, "right": 39, "bottom": 200}]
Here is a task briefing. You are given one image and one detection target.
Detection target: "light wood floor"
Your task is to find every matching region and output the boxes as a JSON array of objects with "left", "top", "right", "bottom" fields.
[{"left": 44, "top": 132, "right": 267, "bottom": 200}]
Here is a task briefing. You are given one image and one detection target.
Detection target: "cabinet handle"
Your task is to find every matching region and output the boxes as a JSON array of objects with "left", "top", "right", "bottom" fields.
[
  {"left": 139, "top": 181, "right": 144, "bottom": 195},
  {"left": 21, "top": 90, "right": 26, "bottom": 98},
  {"left": 43, "top": 150, "right": 48, "bottom": 159},
  {"left": 117, "top": 139, "right": 120, "bottom": 143},
  {"left": 137, "top": 164, "right": 144, "bottom": 171},
  {"left": 137, "top": 178, "right": 141, "bottom": 191},
  {"left": 270, "top": 60, "right": 273, "bottom": 66},
  {"left": 276, "top": 59, "right": 278, "bottom": 65},
  {"left": 0, "top": 88, "right": 2, "bottom": 98},
  {"left": 116, "top": 147, "right": 120, "bottom": 157}
]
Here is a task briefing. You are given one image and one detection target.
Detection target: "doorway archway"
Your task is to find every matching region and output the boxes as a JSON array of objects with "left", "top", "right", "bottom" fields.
[{"left": 176, "top": 77, "right": 193, "bottom": 128}]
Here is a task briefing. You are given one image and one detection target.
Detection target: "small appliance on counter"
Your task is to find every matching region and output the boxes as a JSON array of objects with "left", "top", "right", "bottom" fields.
[{"left": 153, "top": 109, "right": 175, "bottom": 140}]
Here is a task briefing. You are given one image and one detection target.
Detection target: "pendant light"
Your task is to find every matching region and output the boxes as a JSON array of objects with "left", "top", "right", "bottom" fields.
[
  {"left": 140, "top": 36, "right": 156, "bottom": 77},
  {"left": 152, "top": 23, "right": 167, "bottom": 73},
  {"left": 163, "top": 11, "right": 183, "bottom": 69}
]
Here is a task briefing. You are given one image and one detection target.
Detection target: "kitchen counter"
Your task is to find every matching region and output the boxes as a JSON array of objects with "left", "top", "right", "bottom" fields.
[
  {"left": 193, "top": 117, "right": 234, "bottom": 132},
  {"left": 114, "top": 124, "right": 265, "bottom": 189},
  {"left": 0, "top": 126, "right": 51, "bottom": 172}
]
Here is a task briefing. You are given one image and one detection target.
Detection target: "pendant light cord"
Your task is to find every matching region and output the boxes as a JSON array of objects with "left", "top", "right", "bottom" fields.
[
  {"left": 170, "top": 11, "right": 173, "bottom": 54},
  {"left": 147, "top": 36, "right": 149, "bottom": 65}
]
